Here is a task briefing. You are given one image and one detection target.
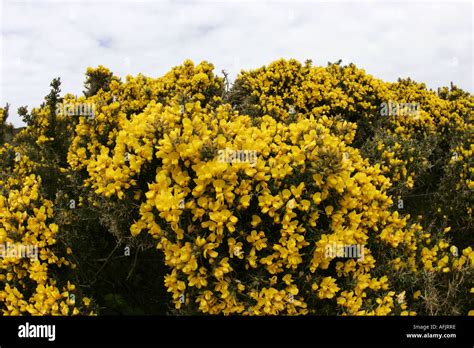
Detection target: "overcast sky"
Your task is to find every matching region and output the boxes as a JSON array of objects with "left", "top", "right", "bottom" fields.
[{"left": 0, "top": 0, "right": 472, "bottom": 127}]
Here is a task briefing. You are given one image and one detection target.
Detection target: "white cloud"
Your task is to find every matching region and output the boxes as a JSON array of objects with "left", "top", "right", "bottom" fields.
[{"left": 1, "top": 0, "right": 472, "bottom": 127}]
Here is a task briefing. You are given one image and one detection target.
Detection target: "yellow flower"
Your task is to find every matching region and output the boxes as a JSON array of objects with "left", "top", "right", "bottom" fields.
[
  {"left": 325, "top": 205, "right": 334, "bottom": 216},
  {"left": 318, "top": 277, "right": 340, "bottom": 299},
  {"left": 251, "top": 215, "right": 262, "bottom": 227}
]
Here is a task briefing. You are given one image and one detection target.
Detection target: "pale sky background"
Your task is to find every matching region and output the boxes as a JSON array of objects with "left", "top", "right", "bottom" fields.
[{"left": 0, "top": 0, "right": 473, "bottom": 127}]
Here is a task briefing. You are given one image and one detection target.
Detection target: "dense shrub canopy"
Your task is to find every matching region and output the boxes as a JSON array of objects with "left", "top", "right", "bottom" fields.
[{"left": 1, "top": 59, "right": 473, "bottom": 315}]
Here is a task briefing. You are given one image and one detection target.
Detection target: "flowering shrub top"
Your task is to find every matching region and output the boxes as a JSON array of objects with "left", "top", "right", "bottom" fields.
[
  {"left": 0, "top": 146, "right": 92, "bottom": 315},
  {"left": 1, "top": 59, "right": 472, "bottom": 315}
]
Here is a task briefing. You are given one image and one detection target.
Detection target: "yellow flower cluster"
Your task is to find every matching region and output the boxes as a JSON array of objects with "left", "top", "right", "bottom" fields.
[
  {"left": 4, "top": 58, "right": 470, "bottom": 316},
  {"left": 68, "top": 60, "right": 223, "bottom": 174},
  {"left": 0, "top": 107, "right": 7, "bottom": 125},
  {"left": 72, "top": 58, "right": 472, "bottom": 315},
  {"left": 236, "top": 59, "right": 473, "bottom": 200},
  {"left": 0, "top": 148, "right": 92, "bottom": 315}
]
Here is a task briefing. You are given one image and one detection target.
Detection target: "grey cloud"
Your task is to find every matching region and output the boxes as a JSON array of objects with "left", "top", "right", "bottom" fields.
[{"left": 0, "top": 0, "right": 472, "bottom": 127}]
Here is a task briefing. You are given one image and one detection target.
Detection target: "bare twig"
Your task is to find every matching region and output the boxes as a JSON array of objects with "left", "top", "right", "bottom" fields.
[
  {"left": 90, "top": 242, "right": 122, "bottom": 284},
  {"left": 126, "top": 247, "right": 140, "bottom": 281}
]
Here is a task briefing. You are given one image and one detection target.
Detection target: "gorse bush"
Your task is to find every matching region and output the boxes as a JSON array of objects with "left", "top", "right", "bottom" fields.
[
  {"left": 0, "top": 145, "right": 93, "bottom": 315},
  {"left": 0, "top": 59, "right": 472, "bottom": 315}
]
